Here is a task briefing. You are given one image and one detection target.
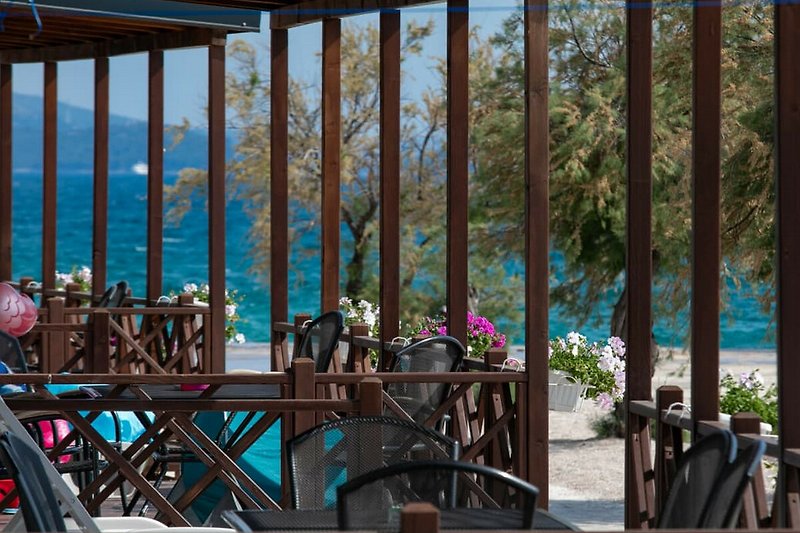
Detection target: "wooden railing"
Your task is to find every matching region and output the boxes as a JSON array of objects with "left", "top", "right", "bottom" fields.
[
  {"left": 5, "top": 278, "right": 210, "bottom": 375},
  {"left": 628, "top": 385, "right": 791, "bottom": 529}
]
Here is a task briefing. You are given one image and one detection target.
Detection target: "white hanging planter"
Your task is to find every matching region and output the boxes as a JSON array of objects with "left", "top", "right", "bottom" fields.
[{"left": 548, "top": 370, "right": 593, "bottom": 412}]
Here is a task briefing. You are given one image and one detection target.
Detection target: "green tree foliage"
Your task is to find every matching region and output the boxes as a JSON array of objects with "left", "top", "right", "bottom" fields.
[
  {"left": 166, "top": 21, "right": 463, "bottom": 325},
  {"left": 469, "top": 1, "right": 775, "bottom": 342}
]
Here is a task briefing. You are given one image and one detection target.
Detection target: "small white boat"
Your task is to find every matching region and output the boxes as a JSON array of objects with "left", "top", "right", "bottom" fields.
[{"left": 131, "top": 162, "right": 148, "bottom": 175}]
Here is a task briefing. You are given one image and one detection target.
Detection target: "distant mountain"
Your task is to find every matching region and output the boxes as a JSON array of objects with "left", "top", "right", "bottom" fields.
[{"left": 10, "top": 93, "right": 229, "bottom": 173}]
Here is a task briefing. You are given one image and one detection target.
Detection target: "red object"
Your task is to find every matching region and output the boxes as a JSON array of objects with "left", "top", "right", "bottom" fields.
[
  {"left": 0, "top": 479, "right": 20, "bottom": 508},
  {"left": 0, "top": 283, "right": 37, "bottom": 337},
  {"left": 180, "top": 384, "right": 209, "bottom": 391}
]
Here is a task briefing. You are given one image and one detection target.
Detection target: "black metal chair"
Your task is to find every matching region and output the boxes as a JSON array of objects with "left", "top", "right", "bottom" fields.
[
  {"left": 0, "top": 430, "right": 67, "bottom": 532},
  {"left": 658, "top": 429, "right": 737, "bottom": 528},
  {"left": 385, "top": 336, "right": 465, "bottom": 428},
  {"left": 295, "top": 310, "right": 344, "bottom": 373},
  {"left": 701, "top": 439, "right": 767, "bottom": 528},
  {"left": 336, "top": 459, "right": 539, "bottom": 530},
  {"left": 96, "top": 280, "right": 128, "bottom": 308},
  {"left": 287, "top": 416, "right": 460, "bottom": 510},
  {"left": 0, "top": 330, "right": 29, "bottom": 375}
]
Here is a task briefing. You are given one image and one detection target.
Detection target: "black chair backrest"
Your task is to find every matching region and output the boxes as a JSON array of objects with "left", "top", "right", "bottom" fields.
[
  {"left": 287, "top": 415, "right": 459, "bottom": 510},
  {"left": 97, "top": 280, "right": 128, "bottom": 308},
  {"left": 0, "top": 430, "right": 66, "bottom": 532},
  {"left": 0, "top": 330, "right": 28, "bottom": 374},
  {"left": 658, "top": 429, "right": 737, "bottom": 529},
  {"left": 336, "top": 459, "right": 539, "bottom": 530},
  {"left": 296, "top": 311, "right": 344, "bottom": 373},
  {"left": 386, "top": 336, "right": 465, "bottom": 427},
  {"left": 701, "top": 439, "right": 767, "bottom": 529}
]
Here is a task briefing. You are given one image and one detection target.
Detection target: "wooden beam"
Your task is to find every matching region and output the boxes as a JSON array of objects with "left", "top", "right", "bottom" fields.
[
  {"left": 524, "top": 0, "right": 549, "bottom": 505},
  {"left": 379, "top": 10, "right": 401, "bottom": 361},
  {"left": 775, "top": 2, "right": 800, "bottom": 527},
  {"left": 92, "top": 57, "right": 109, "bottom": 297},
  {"left": 208, "top": 42, "right": 227, "bottom": 372},
  {"left": 446, "top": 0, "right": 468, "bottom": 347},
  {"left": 0, "top": 28, "right": 225, "bottom": 64},
  {"left": 690, "top": 0, "right": 721, "bottom": 426},
  {"left": 42, "top": 62, "right": 57, "bottom": 291},
  {"left": 624, "top": 3, "right": 653, "bottom": 528},
  {"left": 0, "top": 64, "right": 10, "bottom": 282},
  {"left": 270, "top": 28, "right": 289, "bottom": 347},
  {"left": 147, "top": 49, "right": 164, "bottom": 302},
  {"left": 321, "top": 18, "right": 341, "bottom": 313},
  {"left": 271, "top": 0, "right": 441, "bottom": 29}
]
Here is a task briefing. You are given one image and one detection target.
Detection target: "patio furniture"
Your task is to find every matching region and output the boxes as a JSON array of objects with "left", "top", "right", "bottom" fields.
[
  {"left": 294, "top": 311, "right": 344, "bottom": 373},
  {"left": 701, "top": 439, "right": 767, "bottom": 528},
  {"left": 222, "top": 507, "right": 578, "bottom": 531},
  {"left": 658, "top": 429, "right": 737, "bottom": 528},
  {"left": 97, "top": 281, "right": 128, "bottom": 308},
  {"left": 287, "top": 415, "right": 460, "bottom": 509},
  {"left": 0, "top": 329, "right": 29, "bottom": 374},
  {"left": 336, "top": 459, "right": 539, "bottom": 530},
  {"left": 385, "top": 336, "right": 465, "bottom": 428}
]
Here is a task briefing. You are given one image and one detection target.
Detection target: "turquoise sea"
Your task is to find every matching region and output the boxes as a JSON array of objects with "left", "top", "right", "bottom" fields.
[{"left": 9, "top": 171, "right": 775, "bottom": 349}]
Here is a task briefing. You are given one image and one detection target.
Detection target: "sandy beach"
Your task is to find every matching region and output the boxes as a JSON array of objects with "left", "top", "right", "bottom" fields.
[{"left": 226, "top": 345, "right": 777, "bottom": 530}]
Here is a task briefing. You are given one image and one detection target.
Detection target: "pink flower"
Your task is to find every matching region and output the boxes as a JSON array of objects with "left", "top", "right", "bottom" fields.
[{"left": 596, "top": 393, "right": 614, "bottom": 410}]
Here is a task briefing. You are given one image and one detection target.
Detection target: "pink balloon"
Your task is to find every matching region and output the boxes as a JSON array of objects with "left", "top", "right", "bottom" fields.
[{"left": 0, "top": 283, "right": 38, "bottom": 337}]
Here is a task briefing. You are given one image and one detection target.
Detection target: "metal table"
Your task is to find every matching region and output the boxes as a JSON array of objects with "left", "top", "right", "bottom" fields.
[{"left": 222, "top": 507, "right": 581, "bottom": 531}]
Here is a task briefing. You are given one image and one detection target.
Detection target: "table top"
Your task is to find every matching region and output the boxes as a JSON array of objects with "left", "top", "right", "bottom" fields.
[{"left": 223, "top": 507, "right": 580, "bottom": 531}]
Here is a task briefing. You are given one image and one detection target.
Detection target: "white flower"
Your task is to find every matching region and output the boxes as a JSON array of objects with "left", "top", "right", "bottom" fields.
[
  {"left": 571, "top": 344, "right": 579, "bottom": 356},
  {"left": 566, "top": 331, "right": 583, "bottom": 346},
  {"left": 200, "top": 284, "right": 210, "bottom": 295},
  {"left": 234, "top": 333, "right": 246, "bottom": 344},
  {"left": 77, "top": 266, "right": 92, "bottom": 283},
  {"left": 596, "top": 393, "right": 614, "bottom": 410},
  {"left": 184, "top": 283, "right": 198, "bottom": 293},
  {"left": 225, "top": 304, "right": 237, "bottom": 317},
  {"left": 339, "top": 296, "right": 352, "bottom": 306}
]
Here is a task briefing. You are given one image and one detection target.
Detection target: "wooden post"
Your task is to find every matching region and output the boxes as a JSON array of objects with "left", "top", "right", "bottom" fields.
[
  {"left": 401, "top": 503, "right": 439, "bottom": 533},
  {"left": 379, "top": 10, "right": 401, "bottom": 363},
  {"left": 775, "top": 2, "right": 800, "bottom": 527},
  {"left": 348, "top": 323, "right": 370, "bottom": 374},
  {"left": 690, "top": 0, "right": 722, "bottom": 427},
  {"left": 42, "top": 62, "right": 57, "bottom": 292},
  {"left": 524, "top": 0, "right": 549, "bottom": 504},
  {"left": 655, "top": 385, "right": 683, "bottom": 522},
  {"left": 731, "top": 413, "right": 765, "bottom": 529},
  {"left": 292, "top": 358, "right": 316, "bottom": 435},
  {"left": 625, "top": 0, "right": 654, "bottom": 527},
  {"left": 446, "top": 0, "right": 469, "bottom": 346},
  {"left": 208, "top": 40, "right": 227, "bottom": 372},
  {"left": 0, "top": 64, "right": 11, "bottom": 282},
  {"left": 90, "top": 309, "right": 111, "bottom": 373},
  {"left": 93, "top": 57, "right": 109, "bottom": 298},
  {"left": 46, "top": 297, "right": 65, "bottom": 373},
  {"left": 321, "top": 18, "right": 341, "bottom": 313},
  {"left": 359, "top": 377, "right": 383, "bottom": 416},
  {"left": 271, "top": 27, "right": 289, "bottom": 374},
  {"left": 147, "top": 50, "right": 164, "bottom": 303}
]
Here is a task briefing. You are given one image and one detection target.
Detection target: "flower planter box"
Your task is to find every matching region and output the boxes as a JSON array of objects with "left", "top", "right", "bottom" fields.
[{"left": 548, "top": 370, "right": 592, "bottom": 412}]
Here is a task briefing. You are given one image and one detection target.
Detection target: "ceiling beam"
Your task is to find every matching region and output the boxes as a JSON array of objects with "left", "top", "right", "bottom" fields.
[
  {"left": 0, "top": 28, "right": 225, "bottom": 63},
  {"left": 271, "top": 0, "right": 440, "bottom": 29}
]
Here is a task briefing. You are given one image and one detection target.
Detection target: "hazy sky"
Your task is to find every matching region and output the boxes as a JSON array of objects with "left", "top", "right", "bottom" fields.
[{"left": 10, "top": 3, "right": 517, "bottom": 125}]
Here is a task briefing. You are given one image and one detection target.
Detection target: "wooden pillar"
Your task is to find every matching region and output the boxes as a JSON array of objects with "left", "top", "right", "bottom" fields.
[
  {"left": 690, "top": 0, "right": 722, "bottom": 426},
  {"left": 446, "top": 0, "right": 469, "bottom": 346},
  {"left": 271, "top": 28, "right": 289, "bottom": 369},
  {"left": 209, "top": 40, "right": 227, "bottom": 372},
  {"left": 380, "top": 11, "right": 401, "bottom": 359},
  {"left": 775, "top": 3, "right": 800, "bottom": 527},
  {"left": 147, "top": 50, "right": 164, "bottom": 302},
  {"left": 524, "top": 0, "right": 549, "bottom": 504},
  {"left": 624, "top": 2, "right": 653, "bottom": 528},
  {"left": 321, "top": 19, "right": 341, "bottom": 313},
  {"left": 0, "top": 64, "right": 10, "bottom": 282},
  {"left": 92, "top": 57, "right": 109, "bottom": 297},
  {"left": 42, "top": 62, "right": 57, "bottom": 292}
]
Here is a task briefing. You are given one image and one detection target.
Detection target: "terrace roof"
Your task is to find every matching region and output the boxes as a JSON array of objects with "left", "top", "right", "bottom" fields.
[{"left": 0, "top": 0, "right": 260, "bottom": 63}]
